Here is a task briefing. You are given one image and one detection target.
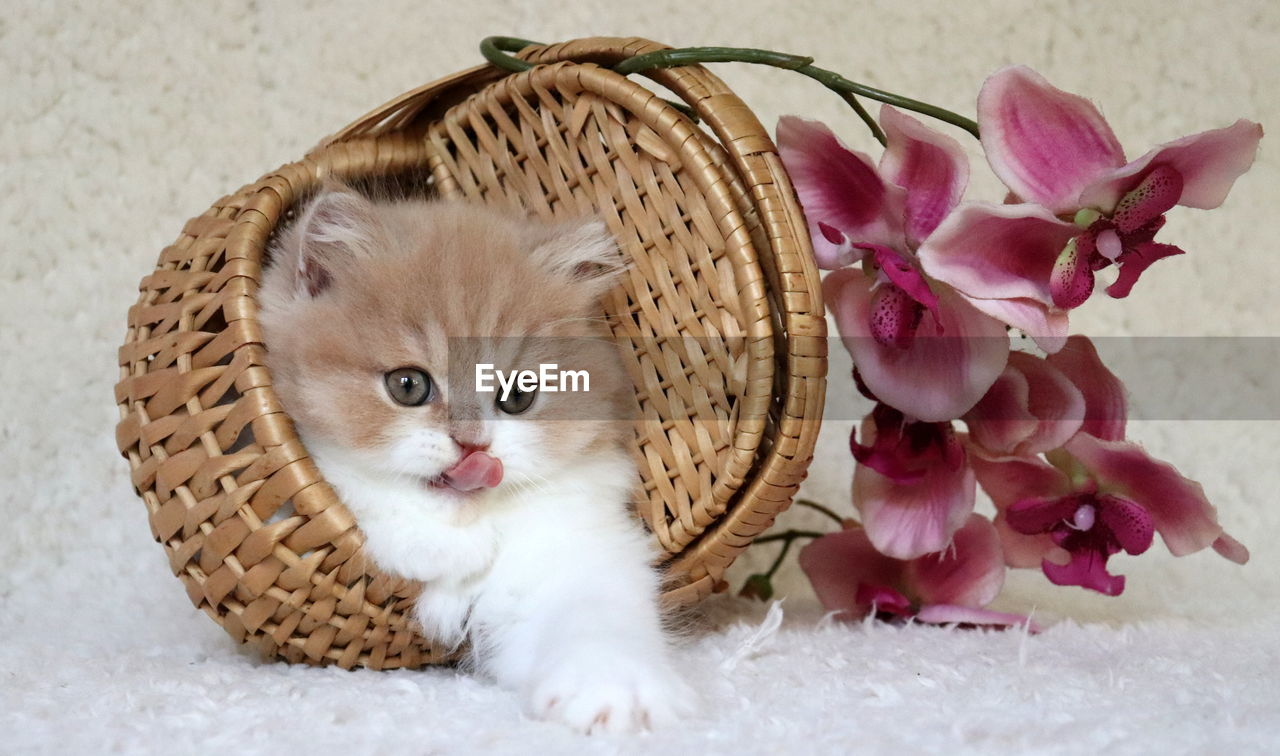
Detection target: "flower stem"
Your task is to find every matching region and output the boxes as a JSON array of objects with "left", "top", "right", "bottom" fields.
[
  {"left": 480, "top": 36, "right": 701, "bottom": 121},
  {"left": 739, "top": 529, "right": 824, "bottom": 599},
  {"left": 479, "top": 36, "right": 538, "bottom": 71},
  {"left": 753, "top": 529, "right": 826, "bottom": 545},
  {"left": 835, "top": 90, "right": 888, "bottom": 146},
  {"left": 612, "top": 46, "right": 977, "bottom": 141},
  {"left": 478, "top": 38, "right": 979, "bottom": 142},
  {"left": 761, "top": 529, "right": 824, "bottom": 579},
  {"left": 764, "top": 535, "right": 798, "bottom": 578},
  {"left": 793, "top": 498, "right": 847, "bottom": 526}
]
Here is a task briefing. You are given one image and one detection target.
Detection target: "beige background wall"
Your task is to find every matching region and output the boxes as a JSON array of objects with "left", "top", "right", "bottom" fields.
[{"left": 3, "top": 0, "right": 1276, "bottom": 618}]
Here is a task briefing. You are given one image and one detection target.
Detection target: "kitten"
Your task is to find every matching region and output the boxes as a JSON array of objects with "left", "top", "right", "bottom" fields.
[{"left": 257, "top": 185, "right": 693, "bottom": 734}]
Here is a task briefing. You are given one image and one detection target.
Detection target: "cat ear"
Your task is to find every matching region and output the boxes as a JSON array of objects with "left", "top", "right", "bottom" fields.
[
  {"left": 293, "top": 186, "right": 379, "bottom": 297},
  {"left": 531, "top": 218, "right": 627, "bottom": 300}
]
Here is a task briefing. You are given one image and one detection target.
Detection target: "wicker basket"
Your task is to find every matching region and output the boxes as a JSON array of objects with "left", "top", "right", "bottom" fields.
[{"left": 114, "top": 37, "right": 827, "bottom": 669}]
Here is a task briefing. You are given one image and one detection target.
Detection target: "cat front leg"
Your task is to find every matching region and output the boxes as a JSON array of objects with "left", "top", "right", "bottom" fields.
[
  {"left": 472, "top": 510, "right": 695, "bottom": 734},
  {"left": 353, "top": 503, "right": 496, "bottom": 584}
]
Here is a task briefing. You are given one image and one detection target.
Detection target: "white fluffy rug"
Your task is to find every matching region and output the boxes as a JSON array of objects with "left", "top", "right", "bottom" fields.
[{"left": 4, "top": 1, "right": 1279, "bottom": 753}]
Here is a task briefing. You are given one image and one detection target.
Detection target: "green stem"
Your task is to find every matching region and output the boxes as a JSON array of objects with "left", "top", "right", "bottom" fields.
[
  {"left": 478, "top": 38, "right": 979, "bottom": 142},
  {"left": 836, "top": 89, "right": 888, "bottom": 146},
  {"left": 793, "top": 498, "right": 846, "bottom": 526},
  {"left": 479, "top": 36, "right": 539, "bottom": 71},
  {"left": 756, "top": 529, "right": 825, "bottom": 581},
  {"left": 753, "top": 529, "right": 825, "bottom": 545},
  {"left": 765, "top": 536, "right": 796, "bottom": 578},
  {"left": 613, "top": 46, "right": 978, "bottom": 140},
  {"left": 480, "top": 36, "right": 701, "bottom": 121}
]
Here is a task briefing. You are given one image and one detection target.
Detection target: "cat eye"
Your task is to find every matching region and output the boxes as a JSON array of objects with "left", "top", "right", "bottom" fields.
[
  {"left": 384, "top": 367, "right": 435, "bottom": 406},
  {"left": 496, "top": 386, "right": 537, "bottom": 415}
]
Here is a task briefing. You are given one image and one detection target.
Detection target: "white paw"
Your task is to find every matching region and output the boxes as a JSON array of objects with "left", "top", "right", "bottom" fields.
[
  {"left": 526, "top": 654, "right": 695, "bottom": 735},
  {"left": 413, "top": 586, "right": 473, "bottom": 651}
]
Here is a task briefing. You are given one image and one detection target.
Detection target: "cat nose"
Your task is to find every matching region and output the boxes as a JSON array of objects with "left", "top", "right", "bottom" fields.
[{"left": 452, "top": 438, "right": 490, "bottom": 456}]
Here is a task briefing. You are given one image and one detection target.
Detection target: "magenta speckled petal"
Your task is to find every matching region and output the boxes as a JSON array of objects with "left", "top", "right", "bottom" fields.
[
  {"left": 1111, "top": 165, "right": 1183, "bottom": 233},
  {"left": 1079, "top": 119, "right": 1264, "bottom": 212},
  {"left": 1106, "top": 242, "right": 1185, "bottom": 299},
  {"left": 1096, "top": 494, "right": 1155, "bottom": 556},
  {"left": 825, "top": 269, "right": 1010, "bottom": 422},
  {"left": 1041, "top": 546, "right": 1125, "bottom": 596},
  {"left": 1066, "top": 434, "right": 1227, "bottom": 557}
]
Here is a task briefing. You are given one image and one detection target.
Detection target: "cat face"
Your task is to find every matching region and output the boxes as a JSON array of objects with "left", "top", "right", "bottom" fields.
[{"left": 258, "top": 189, "right": 633, "bottom": 498}]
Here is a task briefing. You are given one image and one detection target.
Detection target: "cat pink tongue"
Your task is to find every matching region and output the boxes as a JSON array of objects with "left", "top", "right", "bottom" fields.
[{"left": 440, "top": 451, "right": 503, "bottom": 491}]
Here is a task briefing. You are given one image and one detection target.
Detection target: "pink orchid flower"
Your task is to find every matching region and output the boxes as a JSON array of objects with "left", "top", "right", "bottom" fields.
[
  {"left": 852, "top": 403, "right": 974, "bottom": 560},
  {"left": 919, "top": 66, "right": 1263, "bottom": 352},
  {"left": 844, "top": 338, "right": 1122, "bottom": 560},
  {"left": 964, "top": 336, "right": 1126, "bottom": 457},
  {"left": 970, "top": 334, "right": 1245, "bottom": 594},
  {"left": 779, "top": 107, "right": 1009, "bottom": 421},
  {"left": 800, "top": 514, "right": 1032, "bottom": 628},
  {"left": 972, "top": 436, "right": 1249, "bottom": 596}
]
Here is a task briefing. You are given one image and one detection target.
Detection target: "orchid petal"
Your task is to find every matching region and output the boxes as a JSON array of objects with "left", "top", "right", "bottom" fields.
[
  {"left": 918, "top": 201, "right": 1079, "bottom": 306},
  {"left": 977, "top": 66, "right": 1125, "bottom": 214},
  {"left": 777, "top": 116, "right": 906, "bottom": 268},
  {"left": 1050, "top": 235, "right": 1097, "bottom": 309},
  {"left": 851, "top": 434, "right": 926, "bottom": 485},
  {"left": 1045, "top": 335, "right": 1127, "bottom": 441},
  {"left": 855, "top": 583, "right": 915, "bottom": 617},
  {"left": 1041, "top": 545, "right": 1126, "bottom": 596},
  {"left": 878, "top": 105, "right": 970, "bottom": 246},
  {"left": 815, "top": 222, "right": 867, "bottom": 268},
  {"left": 860, "top": 243, "right": 942, "bottom": 318},
  {"left": 1111, "top": 165, "right": 1183, "bottom": 233},
  {"left": 969, "top": 450, "right": 1074, "bottom": 508},
  {"left": 1096, "top": 494, "right": 1155, "bottom": 556},
  {"left": 825, "top": 269, "right": 1010, "bottom": 422},
  {"left": 958, "top": 294, "right": 1071, "bottom": 354},
  {"left": 798, "top": 528, "right": 904, "bottom": 619},
  {"left": 993, "top": 509, "right": 1070, "bottom": 568},
  {"left": 853, "top": 243, "right": 942, "bottom": 349},
  {"left": 1212, "top": 532, "right": 1250, "bottom": 564},
  {"left": 914, "top": 604, "right": 1036, "bottom": 629},
  {"left": 1005, "top": 495, "right": 1081, "bottom": 535},
  {"left": 966, "top": 352, "right": 1085, "bottom": 456},
  {"left": 1065, "top": 434, "right": 1232, "bottom": 557},
  {"left": 1106, "top": 242, "right": 1186, "bottom": 299},
  {"left": 850, "top": 405, "right": 931, "bottom": 483},
  {"left": 1079, "top": 119, "right": 1264, "bottom": 212},
  {"left": 970, "top": 451, "right": 1074, "bottom": 567},
  {"left": 854, "top": 418, "right": 976, "bottom": 560},
  {"left": 868, "top": 282, "right": 924, "bottom": 349},
  {"left": 965, "top": 366, "right": 1038, "bottom": 454},
  {"left": 906, "top": 514, "right": 1006, "bottom": 608}
]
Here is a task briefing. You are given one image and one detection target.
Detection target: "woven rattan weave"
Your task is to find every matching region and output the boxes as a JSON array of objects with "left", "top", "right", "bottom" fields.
[{"left": 115, "top": 37, "right": 826, "bottom": 669}]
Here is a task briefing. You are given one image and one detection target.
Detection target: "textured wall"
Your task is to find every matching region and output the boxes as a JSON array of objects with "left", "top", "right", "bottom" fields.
[{"left": 3, "top": 0, "right": 1276, "bottom": 630}]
